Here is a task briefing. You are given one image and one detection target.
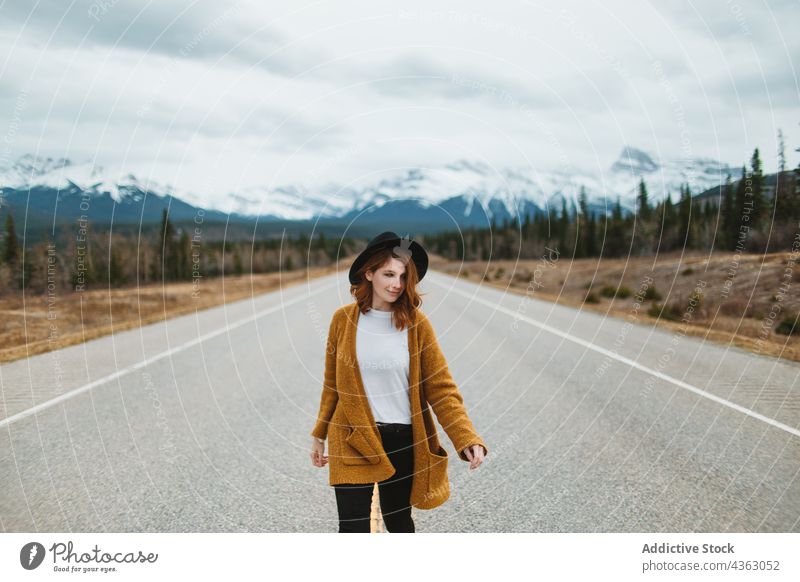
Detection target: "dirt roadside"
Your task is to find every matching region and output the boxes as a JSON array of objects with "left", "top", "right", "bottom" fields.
[{"left": 432, "top": 249, "right": 800, "bottom": 364}]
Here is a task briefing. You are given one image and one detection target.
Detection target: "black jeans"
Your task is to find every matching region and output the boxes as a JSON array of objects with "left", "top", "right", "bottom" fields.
[{"left": 334, "top": 422, "right": 415, "bottom": 533}]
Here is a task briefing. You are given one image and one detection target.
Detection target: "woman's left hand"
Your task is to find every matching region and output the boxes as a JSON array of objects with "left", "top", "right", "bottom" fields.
[{"left": 462, "top": 444, "right": 486, "bottom": 470}]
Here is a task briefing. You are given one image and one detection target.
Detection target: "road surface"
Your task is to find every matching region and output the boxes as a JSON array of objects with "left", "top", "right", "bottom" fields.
[{"left": 1, "top": 270, "right": 799, "bottom": 532}]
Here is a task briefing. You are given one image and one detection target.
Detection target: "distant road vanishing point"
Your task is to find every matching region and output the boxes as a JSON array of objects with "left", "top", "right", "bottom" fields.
[{"left": 1, "top": 270, "right": 799, "bottom": 532}]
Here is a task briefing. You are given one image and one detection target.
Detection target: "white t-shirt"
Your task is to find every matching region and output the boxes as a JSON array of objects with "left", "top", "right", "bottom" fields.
[{"left": 355, "top": 307, "right": 411, "bottom": 424}]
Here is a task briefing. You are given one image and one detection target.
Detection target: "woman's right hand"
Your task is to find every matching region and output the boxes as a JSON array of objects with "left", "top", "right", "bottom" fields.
[{"left": 310, "top": 438, "right": 328, "bottom": 467}]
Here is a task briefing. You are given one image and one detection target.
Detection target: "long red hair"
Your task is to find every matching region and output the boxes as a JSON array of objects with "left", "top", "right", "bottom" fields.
[{"left": 350, "top": 247, "right": 424, "bottom": 331}]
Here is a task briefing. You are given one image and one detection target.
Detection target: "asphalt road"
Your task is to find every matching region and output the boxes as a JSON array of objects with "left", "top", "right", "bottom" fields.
[{"left": 1, "top": 270, "right": 799, "bottom": 532}]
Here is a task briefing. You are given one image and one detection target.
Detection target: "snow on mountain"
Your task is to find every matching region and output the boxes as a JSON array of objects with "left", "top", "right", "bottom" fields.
[
  {"left": 610, "top": 146, "right": 660, "bottom": 174},
  {"left": 605, "top": 146, "right": 737, "bottom": 204},
  {"left": 2, "top": 147, "right": 739, "bottom": 222},
  {"left": 213, "top": 183, "right": 358, "bottom": 220},
  {"left": 320, "top": 146, "right": 734, "bottom": 219},
  {"left": 0, "top": 154, "right": 206, "bottom": 207}
]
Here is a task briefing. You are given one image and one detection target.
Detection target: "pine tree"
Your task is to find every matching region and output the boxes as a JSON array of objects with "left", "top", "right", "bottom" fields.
[
  {"left": 794, "top": 128, "right": 800, "bottom": 222},
  {"left": 156, "top": 208, "right": 178, "bottom": 281},
  {"left": 178, "top": 230, "right": 190, "bottom": 279},
  {"left": 578, "top": 186, "right": 589, "bottom": 258},
  {"left": 704, "top": 199, "right": 716, "bottom": 243},
  {"left": 609, "top": 196, "right": 625, "bottom": 256},
  {"left": 732, "top": 164, "right": 749, "bottom": 249},
  {"left": 546, "top": 204, "right": 558, "bottom": 242},
  {"left": 663, "top": 192, "right": 675, "bottom": 228},
  {"left": 679, "top": 184, "right": 693, "bottom": 248},
  {"left": 637, "top": 178, "right": 651, "bottom": 222},
  {"left": 750, "top": 148, "right": 764, "bottom": 231},
  {"left": 4, "top": 214, "right": 19, "bottom": 265},
  {"left": 586, "top": 210, "right": 597, "bottom": 257},
  {"left": 775, "top": 128, "right": 792, "bottom": 237},
  {"left": 558, "top": 197, "right": 569, "bottom": 254},
  {"left": 578, "top": 186, "right": 589, "bottom": 217},
  {"left": 719, "top": 173, "right": 734, "bottom": 250}
]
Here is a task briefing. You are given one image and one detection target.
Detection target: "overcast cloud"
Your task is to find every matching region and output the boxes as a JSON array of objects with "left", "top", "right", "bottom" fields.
[{"left": 0, "top": 0, "right": 797, "bottom": 203}]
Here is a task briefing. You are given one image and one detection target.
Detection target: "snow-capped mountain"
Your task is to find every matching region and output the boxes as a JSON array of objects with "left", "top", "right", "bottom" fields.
[
  {"left": 0, "top": 147, "right": 740, "bottom": 235},
  {"left": 0, "top": 155, "right": 234, "bottom": 233},
  {"left": 215, "top": 183, "right": 358, "bottom": 221},
  {"left": 0, "top": 153, "right": 205, "bottom": 207},
  {"left": 211, "top": 146, "right": 739, "bottom": 221}
]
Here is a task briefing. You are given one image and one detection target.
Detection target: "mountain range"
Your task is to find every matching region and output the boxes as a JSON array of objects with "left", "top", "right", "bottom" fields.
[{"left": 0, "top": 147, "right": 742, "bottom": 241}]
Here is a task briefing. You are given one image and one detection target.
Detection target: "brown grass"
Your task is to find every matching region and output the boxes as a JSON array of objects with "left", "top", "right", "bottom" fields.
[
  {"left": 436, "top": 250, "right": 800, "bottom": 363},
  {"left": 0, "top": 257, "right": 356, "bottom": 364}
]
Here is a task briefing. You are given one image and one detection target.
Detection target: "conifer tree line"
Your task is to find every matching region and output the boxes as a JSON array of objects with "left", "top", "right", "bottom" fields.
[
  {"left": 0, "top": 209, "right": 348, "bottom": 295},
  {"left": 425, "top": 145, "right": 800, "bottom": 262}
]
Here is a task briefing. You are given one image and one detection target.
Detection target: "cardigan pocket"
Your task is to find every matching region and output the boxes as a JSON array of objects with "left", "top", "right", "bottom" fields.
[
  {"left": 341, "top": 426, "right": 381, "bottom": 465},
  {"left": 426, "top": 445, "right": 449, "bottom": 496}
]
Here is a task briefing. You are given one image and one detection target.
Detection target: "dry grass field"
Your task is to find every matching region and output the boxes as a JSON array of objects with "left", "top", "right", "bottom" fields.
[
  {"left": 435, "top": 249, "right": 800, "bottom": 363},
  {"left": 0, "top": 257, "right": 355, "bottom": 364}
]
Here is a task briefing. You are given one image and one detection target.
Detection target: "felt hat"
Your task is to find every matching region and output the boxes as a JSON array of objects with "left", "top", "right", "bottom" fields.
[{"left": 348, "top": 231, "right": 428, "bottom": 286}]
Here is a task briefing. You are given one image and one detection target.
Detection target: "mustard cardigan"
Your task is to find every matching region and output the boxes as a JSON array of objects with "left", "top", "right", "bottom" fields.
[{"left": 311, "top": 301, "right": 488, "bottom": 510}]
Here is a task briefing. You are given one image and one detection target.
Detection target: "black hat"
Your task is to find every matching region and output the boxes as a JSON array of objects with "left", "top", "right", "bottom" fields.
[{"left": 348, "top": 231, "right": 428, "bottom": 286}]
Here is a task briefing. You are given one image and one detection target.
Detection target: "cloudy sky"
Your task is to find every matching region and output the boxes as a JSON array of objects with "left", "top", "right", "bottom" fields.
[{"left": 0, "top": 0, "right": 797, "bottom": 203}]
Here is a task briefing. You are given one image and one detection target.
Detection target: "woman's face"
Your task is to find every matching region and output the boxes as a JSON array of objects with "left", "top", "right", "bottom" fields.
[{"left": 366, "top": 256, "right": 407, "bottom": 306}]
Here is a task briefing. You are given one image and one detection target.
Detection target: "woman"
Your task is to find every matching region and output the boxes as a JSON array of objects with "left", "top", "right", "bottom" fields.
[{"left": 309, "top": 231, "right": 488, "bottom": 533}]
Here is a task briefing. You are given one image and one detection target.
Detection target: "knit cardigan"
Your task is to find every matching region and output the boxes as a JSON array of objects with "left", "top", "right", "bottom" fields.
[{"left": 311, "top": 301, "right": 488, "bottom": 510}]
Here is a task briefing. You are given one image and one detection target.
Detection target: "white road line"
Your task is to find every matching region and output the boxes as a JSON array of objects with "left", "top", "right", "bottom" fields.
[
  {"left": 5, "top": 271, "right": 797, "bottom": 441},
  {"left": 0, "top": 281, "right": 335, "bottom": 429},
  {"left": 429, "top": 275, "right": 800, "bottom": 439}
]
